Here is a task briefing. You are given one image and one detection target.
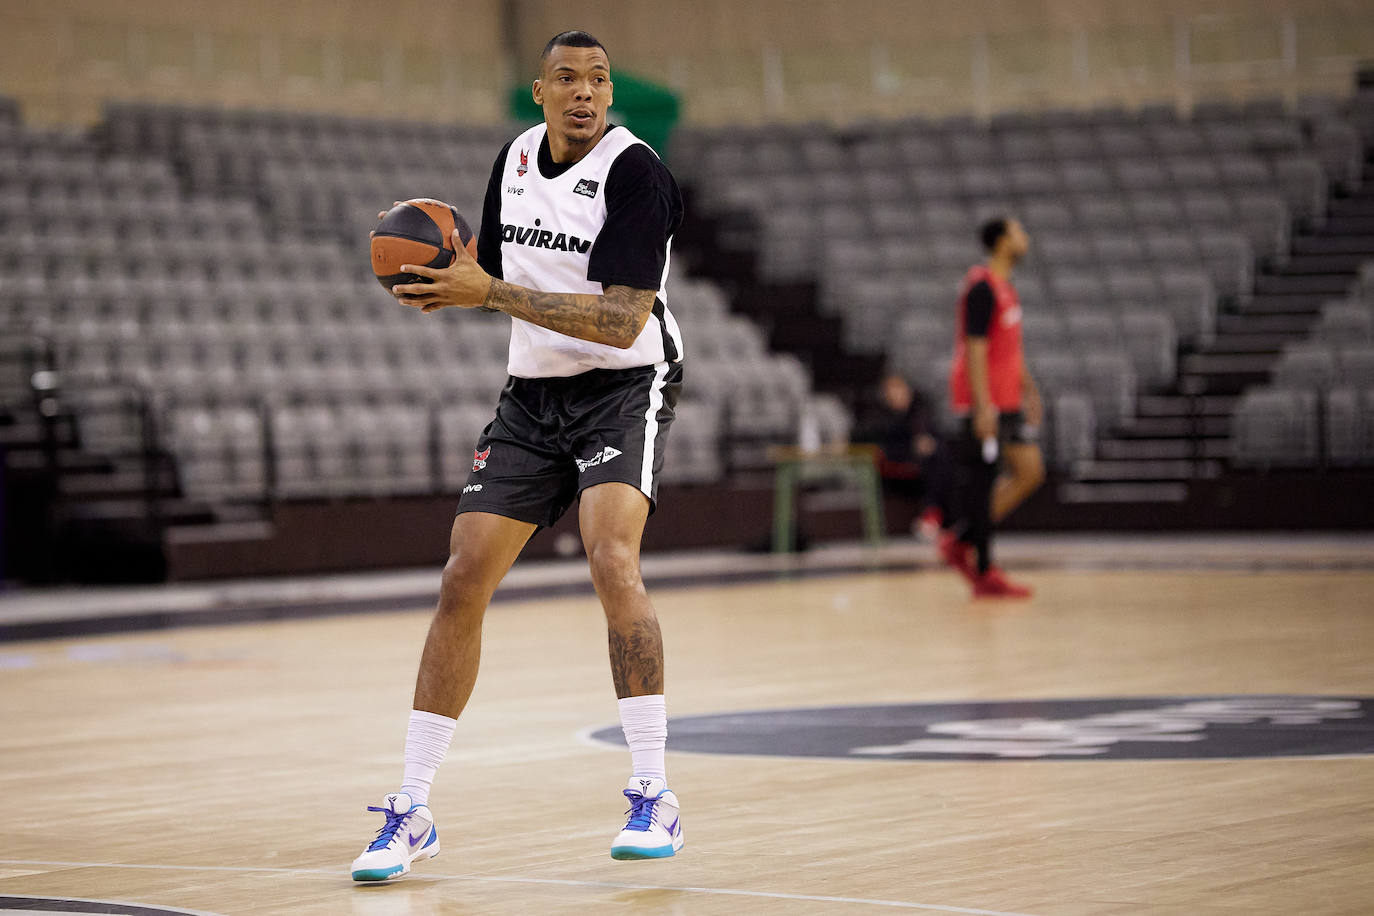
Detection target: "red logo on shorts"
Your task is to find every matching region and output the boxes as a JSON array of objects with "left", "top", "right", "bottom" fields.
[
  {"left": 473, "top": 446, "right": 490, "bottom": 472},
  {"left": 517, "top": 149, "right": 528, "bottom": 177}
]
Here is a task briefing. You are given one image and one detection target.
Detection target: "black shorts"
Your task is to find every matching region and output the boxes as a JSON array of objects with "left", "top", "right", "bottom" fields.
[
  {"left": 457, "top": 362, "right": 682, "bottom": 528},
  {"left": 995, "top": 410, "right": 1039, "bottom": 446},
  {"left": 956, "top": 410, "right": 1040, "bottom": 464}
]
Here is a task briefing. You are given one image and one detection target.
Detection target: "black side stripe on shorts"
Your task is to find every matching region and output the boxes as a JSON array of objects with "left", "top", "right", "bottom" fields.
[{"left": 652, "top": 297, "right": 681, "bottom": 363}]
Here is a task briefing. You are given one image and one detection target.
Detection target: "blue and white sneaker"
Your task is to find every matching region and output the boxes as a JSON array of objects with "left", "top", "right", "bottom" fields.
[
  {"left": 350, "top": 793, "right": 439, "bottom": 882},
  {"left": 610, "top": 776, "right": 683, "bottom": 860}
]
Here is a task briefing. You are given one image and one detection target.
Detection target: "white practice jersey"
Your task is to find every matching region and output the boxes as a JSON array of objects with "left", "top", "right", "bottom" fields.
[{"left": 481, "top": 123, "right": 684, "bottom": 378}]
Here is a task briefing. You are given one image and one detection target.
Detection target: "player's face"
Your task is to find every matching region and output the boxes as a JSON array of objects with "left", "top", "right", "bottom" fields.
[
  {"left": 881, "top": 375, "right": 911, "bottom": 411},
  {"left": 1004, "top": 220, "right": 1030, "bottom": 263},
  {"left": 534, "top": 46, "right": 613, "bottom": 150}
]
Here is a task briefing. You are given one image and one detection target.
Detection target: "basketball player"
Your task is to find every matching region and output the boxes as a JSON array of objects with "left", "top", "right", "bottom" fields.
[
  {"left": 940, "top": 218, "right": 1045, "bottom": 598},
  {"left": 349, "top": 31, "right": 685, "bottom": 881}
]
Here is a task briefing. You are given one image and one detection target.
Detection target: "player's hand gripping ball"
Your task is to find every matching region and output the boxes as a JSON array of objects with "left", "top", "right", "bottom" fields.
[{"left": 370, "top": 199, "right": 478, "bottom": 291}]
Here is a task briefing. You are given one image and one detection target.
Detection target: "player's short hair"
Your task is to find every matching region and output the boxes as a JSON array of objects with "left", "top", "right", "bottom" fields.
[
  {"left": 540, "top": 30, "right": 608, "bottom": 70},
  {"left": 980, "top": 218, "right": 1010, "bottom": 252}
]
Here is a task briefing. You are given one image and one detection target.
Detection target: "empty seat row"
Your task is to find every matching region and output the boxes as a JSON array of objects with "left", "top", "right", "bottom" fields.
[
  {"left": 1271, "top": 343, "right": 1374, "bottom": 390},
  {"left": 1232, "top": 387, "right": 1374, "bottom": 468}
]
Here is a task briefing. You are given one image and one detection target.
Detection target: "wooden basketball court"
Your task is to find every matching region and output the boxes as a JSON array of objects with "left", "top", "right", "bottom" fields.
[{"left": 2, "top": 539, "right": 1372, "bottom": 915}]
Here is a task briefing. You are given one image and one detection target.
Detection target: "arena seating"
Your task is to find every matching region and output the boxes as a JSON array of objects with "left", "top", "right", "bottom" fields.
[
  {"left": 4, "top": 89, "right": 1372, "bottom": 519},
  {"left": 0, "top": 105, "right": 836, "bottom": 512},
  {"left": 1233, "top": 263, "right": 1374, "bottom": 467},
  {"left": 672, "top": 93, "right": 1371, "bottom": 482}
]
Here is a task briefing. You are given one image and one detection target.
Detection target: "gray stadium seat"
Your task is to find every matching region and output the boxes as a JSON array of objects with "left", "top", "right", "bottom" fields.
[
  {"left": 949, "top": 133, "right": 999, "bottom": 164},
  {"left": 1028, "top": 353, "right": 1082, "bottom": 397},
  {"left": 1150, "top": 124, "right": 1207, "bottom": 156},
  {"left": 1049, "top": 271, "right": 1106, "bottom": 307},
  {"left": 1232, "top": 388, "right": 1318, "bottom": 467},
  {"left": 1066, "top": 311, "right": 1120, "bottom": 349},
  {"left": 1105, "top": 269, "right": 1161, "bottom": 307},
  {"left": 1166, "top": 156, "right": 1221, "bottom": 187},
  {"left": 1039, "top": 231, "right": 1094, "bottom": 268},
  {"left": 1115, "top": 159, "right": 1169, "bottom": 190},
  {"left": 1048, "top": 392, "right": 1096, "bottom": 469},
  {"left": 1021, "top": 312, "right": 1065, "bottom": 350},
  {"left": 897, "top": 136, "right": 947, "bottom": 167},
  {"left": 1159, "top": 269, "right": 1217, "bottom": 342},
  {"left": 1022, "top": 199, "right": 1074, "bottom": 230},
  {"left": 660, "top": 401, "right": 725, "bottom": 484},
  {"left": 1059, "top": 161, "right": 1114, "bottom": 192},
  {"left": 1093, "top": 231, "right": 1150, "bottom": 267},
  {"left": 959, "top": 165, "right": 1004, "bottom": 198},
  {"left": 1082, "top": 352, "right": 1137, "bottom": 426},
  {"left": 1270, "top": 156, "right": 1327, "bottom": 224},
  {"left": 1009, "top": 163, "right": 1060, "bottom": 196},
  {"left": 1097, "top": 126, "right": 1146, "bottom": 158},
  {"left": 1197, "top": 233, "right": 1255, "bottom": 300},
  {"left": 1341, "top": 346, "right": 1374, "bottom": 387},
  {"left": 1201, "top": 122, "right": 1253, "bottom": 153},
  {"left": 1272, "top": 344, "right": 1338, "bottom": 390},
  {"left": 1130, "top": 193, "right": 1186, "bottom": 228},
  {"left": 1313, "top": 301, "right": 1373, "bottom": 343},
  {"left": 1048, "top": 127, "right": 1100, "bottom": 160},
  {"left": 165, "top": 405, "right": 267, "bottom": 502},
  {"left": 1121, "top": 311, "right": 1178, "bottom": 387},
  {"left": 1218, "top": 154, "right": 1272, "bottom": 190},
  {"left": 1181, "top": 191, "right": 1234, "bottom": 227},
  {"left": 1325, "top": 387, "right": 1364, "bottom": 466},
  {"left": 1000, "top": 130, "right": 1054, "bottom": 161},
  {"left": 1232, "top": 193, "right": 1292, "bottom": 261}
]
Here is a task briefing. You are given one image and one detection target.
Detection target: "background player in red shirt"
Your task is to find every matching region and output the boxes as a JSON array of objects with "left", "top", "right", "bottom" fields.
[{"left": 942, "top": 217, "right": 1045, "bottom": 597}]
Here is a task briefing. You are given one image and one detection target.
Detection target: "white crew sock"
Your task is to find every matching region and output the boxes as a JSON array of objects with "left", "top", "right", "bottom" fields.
[
  {"left": 400, "top": 709, "right": 457, "bottom": 807},
  {"left": 618, "top": 694, "right": 667, "bottom": 782}
]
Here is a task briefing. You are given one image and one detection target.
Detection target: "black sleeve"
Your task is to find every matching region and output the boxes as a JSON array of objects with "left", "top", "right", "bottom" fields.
[
  {"left": 964, "top": 281, "right": 995, "bottom": 337},
  {"left": 587, "top": 145, "right": 684, "bottom": 291},
  {"left": 475, "top": 140, "right": 513, "bottom": 280}
]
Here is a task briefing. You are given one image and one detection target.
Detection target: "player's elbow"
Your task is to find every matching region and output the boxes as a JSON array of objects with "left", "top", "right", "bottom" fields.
[{"left": 607, "top": 312, "right": 651, "bottom": 349}]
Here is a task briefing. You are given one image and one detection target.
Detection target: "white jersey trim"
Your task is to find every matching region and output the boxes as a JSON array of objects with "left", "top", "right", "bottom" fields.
[{"left": 639, "top": 362, "right": 670, "bottom": 499}]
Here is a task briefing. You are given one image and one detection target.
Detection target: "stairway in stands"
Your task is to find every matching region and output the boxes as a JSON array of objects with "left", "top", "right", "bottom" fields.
[
  {"left": 675, "top": 188, "right": 886, "bottom": 405},
  {"left": 1065, "top": 149, "right": 1374, "bottom": 504}
]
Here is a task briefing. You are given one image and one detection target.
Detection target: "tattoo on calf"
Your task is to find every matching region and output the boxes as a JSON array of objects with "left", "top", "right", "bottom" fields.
[{"left": 609, "top": 616, "right": 665, "bottom": 698}]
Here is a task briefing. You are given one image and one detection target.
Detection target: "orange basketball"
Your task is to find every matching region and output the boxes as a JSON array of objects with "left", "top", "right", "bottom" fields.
[{"left": 370, "top": 199, "right": 478, "bottom": 290}]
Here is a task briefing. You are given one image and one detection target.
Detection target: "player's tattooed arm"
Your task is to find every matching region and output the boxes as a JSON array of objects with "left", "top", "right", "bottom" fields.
[
  {"left": 608, "top": 616, "right": 665, "bottom": 698},
  {"left": 483, "top": 282, "right": 655, "bottom": 349}
]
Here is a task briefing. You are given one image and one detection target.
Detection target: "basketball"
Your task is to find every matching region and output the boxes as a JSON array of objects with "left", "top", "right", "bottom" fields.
[{"left": 370, "top": 199, "right": 478, "bottom": 290}]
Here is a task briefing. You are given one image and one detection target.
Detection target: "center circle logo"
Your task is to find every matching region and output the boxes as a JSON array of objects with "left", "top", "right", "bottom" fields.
[{"left": 587, "top": 696, "right": 1374, "bottom": 761}]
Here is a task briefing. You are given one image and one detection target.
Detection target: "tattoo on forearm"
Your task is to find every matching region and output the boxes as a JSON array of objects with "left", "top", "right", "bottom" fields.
[
  {"left": 608, "top": 617, "right": 664, "bottom": 698},
  {"left": 484, "top": 281, "right": 653, "bottom": 348}
]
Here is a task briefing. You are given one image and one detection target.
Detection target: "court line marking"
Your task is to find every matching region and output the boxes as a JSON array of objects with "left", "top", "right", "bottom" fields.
[
  {"left": 0, "top": 893, "right": 226, "bottom": 915},
  {"left": 0, "top": 859, "right": 1041, "bottom": 915}
]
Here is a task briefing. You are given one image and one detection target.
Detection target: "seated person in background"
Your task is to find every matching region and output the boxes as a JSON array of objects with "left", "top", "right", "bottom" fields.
[{"left": 854, "top": 373, "right": 951, "bottom": 537}]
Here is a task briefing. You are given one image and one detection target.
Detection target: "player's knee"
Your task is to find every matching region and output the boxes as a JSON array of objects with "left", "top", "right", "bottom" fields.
[
  {"left": 585, "top": 539, "right": 643, "bottom": 596},
  {"left": 1024, "top": 453, "right": 1046, "bottom": 490},
  {"left": 437, "top": 553, "right": 491, "bottom": 614},
  {"left": 1011, "top": 449, "right": 1046, "bottom": 491}
]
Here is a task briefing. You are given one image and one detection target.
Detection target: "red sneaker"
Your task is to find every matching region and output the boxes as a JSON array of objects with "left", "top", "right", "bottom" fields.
[
  {"left": 916, "top": 506, "right": 943, "bottom": 542},
  {"left": 938, "top": 531, "right": 976, "bottom": 582},
  {"left": 972, "top": 566, "right": 1033, "bottom": 599}
]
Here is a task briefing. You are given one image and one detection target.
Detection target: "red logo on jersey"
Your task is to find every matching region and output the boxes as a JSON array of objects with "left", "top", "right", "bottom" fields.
[
  {"left": 473, "top": 446, "right": 491, "bottom": 471},
  {"left": 517, "top": 149, "right": 528, "bottom": 177}
]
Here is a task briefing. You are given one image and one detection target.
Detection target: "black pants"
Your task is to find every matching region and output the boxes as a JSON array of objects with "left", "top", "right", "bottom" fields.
[
  {"left": 949, "top": 412, "right": 1035, "bottom": 575},
  {"left": 951, "top": 430, "right": 999, "bottom": 575}
]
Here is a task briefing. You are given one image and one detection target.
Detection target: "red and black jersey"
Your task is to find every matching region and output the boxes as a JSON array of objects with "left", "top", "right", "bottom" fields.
[{"left": 949, "top": 264, "right": 1024, "bottom": 412}]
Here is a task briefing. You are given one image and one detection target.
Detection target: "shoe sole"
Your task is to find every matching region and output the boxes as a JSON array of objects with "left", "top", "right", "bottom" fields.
[
  {"left": 611, "top": 838, "right": 684, "bottom": 860},
  {"left": 351, "top": 840, "right": 440, "bottom": 882}
]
